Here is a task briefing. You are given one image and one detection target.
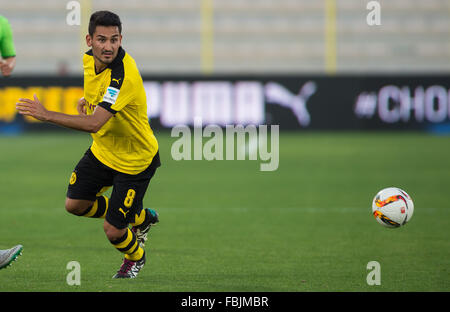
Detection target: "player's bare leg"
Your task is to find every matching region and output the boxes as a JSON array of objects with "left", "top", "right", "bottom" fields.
[{"left": 65, "top": 198, "right": 95, "bottom": 216}]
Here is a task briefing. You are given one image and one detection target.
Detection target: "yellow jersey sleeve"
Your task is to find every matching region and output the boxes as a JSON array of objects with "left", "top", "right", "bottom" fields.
[
  {"left": 110, "top": 75, "right": 135, "bottom": 112},
  {"left": 96, "top": 49, "right": 129, "bottom": 114}
]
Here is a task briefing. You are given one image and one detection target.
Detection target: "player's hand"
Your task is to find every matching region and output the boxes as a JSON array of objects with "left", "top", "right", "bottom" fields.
[
  {"left": 16, "top": 94, "right": 50, "bottom": 121},
  {"left": 77, "top": 97, "right": 87, "bottom": 115},
  {"left": 0, "top": 57, "right": 15, "bottom": 76}
]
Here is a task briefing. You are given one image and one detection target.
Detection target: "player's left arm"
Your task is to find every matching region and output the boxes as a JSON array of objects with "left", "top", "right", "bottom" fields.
[
  {"left": 16, "top": 94, "right": 112, "bottom": 133},
  {"left": 98, "top": 73, "right": 135, "bottom": 114}
]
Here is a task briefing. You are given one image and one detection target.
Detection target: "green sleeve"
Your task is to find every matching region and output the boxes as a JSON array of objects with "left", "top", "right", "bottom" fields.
[{"left": 0, "top": 16, "right": 16, "bottom": 58}]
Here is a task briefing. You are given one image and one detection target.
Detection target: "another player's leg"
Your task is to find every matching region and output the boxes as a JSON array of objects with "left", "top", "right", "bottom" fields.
[{"left": 0, "top": 245, "right": 23, "bottom": 270}]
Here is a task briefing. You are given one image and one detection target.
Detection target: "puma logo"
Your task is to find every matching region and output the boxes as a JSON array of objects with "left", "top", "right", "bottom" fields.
[
  {"left": 112, "top": 78, "right": 121, "bottom": 85},
  {"left": 119, "top": 207, "right": 129, "bottom": 218},
  {"left": 265, "top": 81, "right": 317, "bottom": 127}
]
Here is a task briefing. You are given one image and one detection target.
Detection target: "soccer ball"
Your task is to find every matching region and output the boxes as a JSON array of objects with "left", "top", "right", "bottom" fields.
[{"left": 372, "top": 187, "right": 414, "bottom": 228}]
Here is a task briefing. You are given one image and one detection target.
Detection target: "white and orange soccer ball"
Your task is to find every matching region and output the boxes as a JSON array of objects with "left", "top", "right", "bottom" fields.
[{"left": 372, "top": 187, "right": 414, "bottom": 228}]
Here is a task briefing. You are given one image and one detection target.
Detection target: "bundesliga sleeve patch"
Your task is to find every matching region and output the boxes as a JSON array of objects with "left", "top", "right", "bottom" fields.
[{"left": 103, "top": 86, "right": 120, "bottom": 105}]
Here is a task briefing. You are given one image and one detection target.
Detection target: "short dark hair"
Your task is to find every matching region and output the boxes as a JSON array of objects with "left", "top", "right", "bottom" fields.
[{"left": 88, "top": 11, "right": 122, "bottom": 36}]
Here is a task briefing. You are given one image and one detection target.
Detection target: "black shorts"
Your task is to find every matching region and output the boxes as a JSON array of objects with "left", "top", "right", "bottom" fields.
[{"left": 67, "top": 148, "right": 161, "bottom": 229}]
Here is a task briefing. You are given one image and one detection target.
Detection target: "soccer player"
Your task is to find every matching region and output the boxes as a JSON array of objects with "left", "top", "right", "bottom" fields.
[
  {"left": 0, "top": 245, "right": 23, "bottom": 270},
  {"left": 1, "top": 16, "right": 22, "bottom": 269},
  {"left": 16, "top": 11, "right": 160, "bottom": 278},
  {"left": 0, "top": 15, "right": 16, "bottom": 76}
]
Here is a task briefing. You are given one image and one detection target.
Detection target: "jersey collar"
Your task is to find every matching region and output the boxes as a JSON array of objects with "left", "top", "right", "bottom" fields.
[
  {"left": 84, "top": 47, "right": 126, "bottom": 74},
  {"left": 107, "top": 46, "right": 126, "bottom": 70}
]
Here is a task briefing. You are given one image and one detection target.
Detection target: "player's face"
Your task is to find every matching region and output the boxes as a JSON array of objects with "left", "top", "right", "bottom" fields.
[{"left": 87, "top": 26, "right": 122, "bottom": 66}]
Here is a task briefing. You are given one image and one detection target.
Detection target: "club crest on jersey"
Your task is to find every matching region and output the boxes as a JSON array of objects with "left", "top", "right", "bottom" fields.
[
  {"left": 69, "top": 172, "right": 77, "bottom": 185},
  {"left": 103, "top": 86, "right": 120, "bottom": 104}
]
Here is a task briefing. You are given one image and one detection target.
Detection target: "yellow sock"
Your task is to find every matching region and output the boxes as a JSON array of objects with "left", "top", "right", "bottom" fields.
[
  {"left": 110, "top": 228, "right": 144, "bottom": 261},
  {"left": 130, "top": 208, "right": 146, "bottom": 227},
  {"left": 82, "top": 195, "right": 108, "bottom": 218}
]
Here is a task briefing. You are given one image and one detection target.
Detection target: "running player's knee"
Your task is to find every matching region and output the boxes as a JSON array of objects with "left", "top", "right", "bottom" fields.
[
  {"left": 103, "top": 220, "right": 126, "bottom": 242},
  {"left": 65, "top": 198, "right": 89, "bottom": 216},
  {"left": 65, "top": 198, "right": 77, "bottom": 214}
]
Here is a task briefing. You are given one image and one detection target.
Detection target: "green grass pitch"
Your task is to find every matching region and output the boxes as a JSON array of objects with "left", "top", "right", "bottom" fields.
[{"left": 0, "top": 131, "right": 449, "bottom": 291}]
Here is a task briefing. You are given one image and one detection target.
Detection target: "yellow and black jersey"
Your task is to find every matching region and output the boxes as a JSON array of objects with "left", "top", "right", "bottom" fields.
[{"left": 83, "top": 47, "right": 159, "bottom": 175}]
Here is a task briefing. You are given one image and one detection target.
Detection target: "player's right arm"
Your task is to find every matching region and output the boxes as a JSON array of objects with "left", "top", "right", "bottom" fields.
[
  {"left": 0, "top": 16, "right": 17, "bottom": 77},
  {"left": 77, "top": 97, "right": 87, "bottom": 115},
  {"left": 16, "top": 94, "right": 112, "bottom": 133},
  {"left": 0, "top": 57, "right": 15, "bottom": 76}
]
